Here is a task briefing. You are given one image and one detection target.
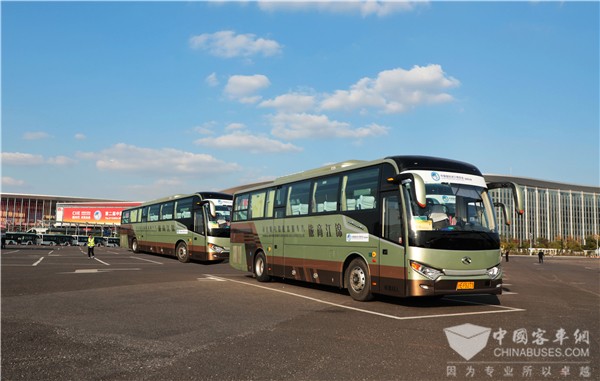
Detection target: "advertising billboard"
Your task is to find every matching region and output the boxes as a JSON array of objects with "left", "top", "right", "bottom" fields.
[{"left": 56, "top": 202, "right": 142, "bottom": 226}]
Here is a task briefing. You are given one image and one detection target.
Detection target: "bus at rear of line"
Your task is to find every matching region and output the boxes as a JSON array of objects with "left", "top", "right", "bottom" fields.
[
  {"left": 229, "top": 155, "right": 524, "bottom": 301},
  {"left": 120, "top": 192, "right": 232, "bottom": 263}
]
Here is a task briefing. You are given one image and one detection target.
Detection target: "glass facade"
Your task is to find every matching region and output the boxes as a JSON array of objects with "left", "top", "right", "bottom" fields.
[
  {"left": 487, "top": 176, "right": 599, "bottom": 246},
  {"left": 1, "top": 193, "right": 120, "bottom": 232}
]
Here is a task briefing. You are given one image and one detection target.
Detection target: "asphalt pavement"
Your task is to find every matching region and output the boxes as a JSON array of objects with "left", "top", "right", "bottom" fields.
[{"left": 2, "top": 246, "right": 599, "bottom": 381}]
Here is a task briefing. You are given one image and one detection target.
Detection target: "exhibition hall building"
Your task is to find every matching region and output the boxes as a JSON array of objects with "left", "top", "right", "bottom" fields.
[{"left": 1, "top": 174, "right": 599, "bottom": 250}]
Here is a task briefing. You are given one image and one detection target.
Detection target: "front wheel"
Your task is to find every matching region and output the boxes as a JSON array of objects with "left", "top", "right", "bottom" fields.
[
  {"left": 176, "top": 242, "right": 190, "bottom": 263},
  {"left": 345, "top": 258, "right": 373, "bottom": 301},
  {"left": 254, "top": 252, "right": 271, "bottom": 282},
  {"left": 131, "top": 238, "right": 139, "bottom": 253}
]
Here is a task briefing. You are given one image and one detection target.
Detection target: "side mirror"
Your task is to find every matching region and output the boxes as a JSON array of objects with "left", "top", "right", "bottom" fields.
[
  {"left": 494, "top": 202, "right": 511, "bottom": 226},
  {"left": 198, "top": 200, "right": 217, "bottom": 218},
  {"left": 487, "top": 181, "right": 524, "bottom": 215},
  {"left": 388, "top": 173, "right": 427, "bottom": 208}
]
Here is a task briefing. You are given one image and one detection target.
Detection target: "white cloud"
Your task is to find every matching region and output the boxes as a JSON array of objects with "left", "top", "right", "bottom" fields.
[
  {"left": 257, "top": 1, "right": 425, "bottom": 17},
  {"left": 269, "top": 113, "right": 389, "bottom": 140},
  {"left": 195, "top": 131, "right": 302, "bottom": 154},
  {"left": 320, "top": 64, "right": 460, "bottom": 113},
  {"left": 206, "top": 72, "right": 219, "bottom": 87},
  {"left": 190, "top": 30, "right": 282, "bottom": 58},
  {"left": 194, "top": 121, "right": 217, "bottom": 135},
  {"left": 259, "top": 93, "right": 316, "bottom": 113},
  {"left": 23, "top": 131, "right": 51, "bottom": 140},
  {"left": 225, "top": 123, "right": 246, "bottom": 131},
  {"left": 1, "top": 152, "right": 45, "bottom": 165},
  {"left": 2, "top": 177, "right": 25, "bottom": 187},
  {"left": 74, "top": 133, "right": 86, "bottom": 140},
  {"left": 47, "top": 155, "right": 76, "bottom": 166},
  {"left": 224, "top": 74, "right": 271, "bottom": 103},
  {"left": 76, "top": 143, "right": 241, "bottom": 174}
]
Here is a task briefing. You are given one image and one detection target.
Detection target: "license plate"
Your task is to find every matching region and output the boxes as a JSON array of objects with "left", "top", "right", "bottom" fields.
[{"left": 457, "top": 281, "right": 475, "bottom": 290}]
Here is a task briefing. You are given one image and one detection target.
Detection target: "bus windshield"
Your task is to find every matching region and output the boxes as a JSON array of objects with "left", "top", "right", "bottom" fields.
[
  {"left": 403, "top": 181, "right": 499, "bottom": 250},
  {"left": 206, "top": 203, "right": 232, "bottom": 238}
]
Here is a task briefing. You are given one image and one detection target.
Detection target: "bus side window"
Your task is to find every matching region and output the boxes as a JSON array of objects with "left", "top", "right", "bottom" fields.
[
  {"left": 313, "top": 176, "right": 339, "bottom": 214},
  {"left": 274, "top": 186, "right": 288, "bottom": 218},
  {"left": 342, "top": 167, "right": 379, "bottom": 211},
  {"left": 265, "top": 189, "right": 275, "bottom": 218},
  {"left": 121, "top": 210, "right": 130, "bottom": 224},
  {"left": 287, "top": 181, "right": 310, "bottom": 216},
  {"left": 194, "top": 210, "right": 205, "bottom": 234},
  {"left": 250, "top": 191, "right": 266, "bottom": 219},
  {"left": 148, "top": 205, "right": 160, "bottom": 222},
  {"left": 160, "top": 202, "right": 174, "bottom": 220},
  {"left": 233, "top": 193, "right": 249, "bottom": 221}
]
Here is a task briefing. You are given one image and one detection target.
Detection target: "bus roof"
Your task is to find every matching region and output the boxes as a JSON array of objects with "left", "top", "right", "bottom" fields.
[
  {"left": 233, "top": 155, "right": 483, "bottom": 195},
  {"left": 132, "top": 191, "right": 233, "bottom": 208},
  {"left": 386, "top": 155, "right": 482, "bottom": 176}
]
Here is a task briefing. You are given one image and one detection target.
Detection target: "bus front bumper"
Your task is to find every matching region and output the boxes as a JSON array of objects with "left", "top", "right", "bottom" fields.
[
  {"left": 407, "top": 278, "right": 503, "bottom": 297},
  {"left": 208, "top": 251, "right": 230, "bottom": 261}
]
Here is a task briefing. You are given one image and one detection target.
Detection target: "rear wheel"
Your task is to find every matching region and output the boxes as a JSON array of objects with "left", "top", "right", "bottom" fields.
[
  {"left": 254, "top": 252, "right": 270, "bottom": 282},
  {"left": 345, "top": 258, "right": 373, "bottom": 301},
  {"left": 176, "top": 242, "right": 190, "bottom": 263}
]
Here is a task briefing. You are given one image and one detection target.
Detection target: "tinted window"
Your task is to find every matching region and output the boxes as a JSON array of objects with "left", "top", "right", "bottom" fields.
[
  {"left": 342, "top": 167, "right": 379, "bottom": 211},
  {"left": 287, "top": 181, "right": 311, "bottom": 216},
  {"left": 233, "top": 193, "right": 249, "bottom": 221},
  {"left": 313, "top": 176, "right": 339, "bottom": 213},
  {"left": 148, "top": 205, "right": 160, "bottom": 221},
  {"left": 121, "top": 210, "right": 130, "bottom": 224},
  {"left": 160, "top": 202, "right": 174, "bottom": 220},
  {"left": 175, "top": 198, "right": 193, "bottom": 219}
]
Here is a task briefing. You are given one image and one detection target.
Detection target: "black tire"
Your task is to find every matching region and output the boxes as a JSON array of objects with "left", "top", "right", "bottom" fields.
[
  {"left": 254, "top": 252, "right": 270, "bottom": 282},
  {"left": 176, "top": 242, "right": 190, "bottom": 263},
  {"left": 345, "top": 258, "right": 373, "bottom": 301},
  {"left": 131, "top": 238, "right": 139, "bottom": 253}
]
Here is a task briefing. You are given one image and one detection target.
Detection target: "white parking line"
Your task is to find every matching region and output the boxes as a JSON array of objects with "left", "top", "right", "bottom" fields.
[
  {"left": 94, "top": 257, "right": 110, "bottom": 266},
  {"left": 32, "top": 257, "right": 45, "bottom": 266},
  {"left": 129, "top": 256, "right": 163, "bottom": 265},
  {"left": 211, "top": 276, "right": 525, "bottom": 321},
  {"left": 198, "top": 275, "right": 227, "bottom": 282},
  {"left": 1, "top": 250, "right": 20, "bottom": 254},
  {"left": 71, "top": 268, "right": 142, "bottom": 274}
]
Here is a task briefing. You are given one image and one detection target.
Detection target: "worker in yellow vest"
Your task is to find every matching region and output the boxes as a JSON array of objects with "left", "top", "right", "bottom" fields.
[{"left": 87, "top": 235, "right": 95, "bottom": 259}]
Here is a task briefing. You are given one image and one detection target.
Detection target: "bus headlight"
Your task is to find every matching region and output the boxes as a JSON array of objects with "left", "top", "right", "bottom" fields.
[
  {"left": 208, "top": 243, "right": 225, "bottom": 254},
  {"left": 486, "top": 265, "right": 501, "bottom": 279},
  {"left": 410, "top": 261, "right": 443, "bottom": 281}
]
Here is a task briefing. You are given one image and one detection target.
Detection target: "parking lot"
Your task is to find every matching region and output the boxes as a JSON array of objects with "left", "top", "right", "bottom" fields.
[{"left": 2, "top": 245, "right": 599, "bottom": 380}]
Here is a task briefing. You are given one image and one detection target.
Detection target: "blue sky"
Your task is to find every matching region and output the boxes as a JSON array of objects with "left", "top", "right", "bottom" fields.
[{"left": 2, "top": 1, "right": 598, "bottom": 201}]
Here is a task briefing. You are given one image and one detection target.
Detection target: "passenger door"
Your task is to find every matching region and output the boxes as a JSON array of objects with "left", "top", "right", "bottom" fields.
[{"left": 378, "top": 191, "right": 406, "bottom": 297}]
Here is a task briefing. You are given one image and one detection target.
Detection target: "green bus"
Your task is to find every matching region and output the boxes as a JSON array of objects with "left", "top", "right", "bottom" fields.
[
  {"left": 120, "top": 192, "right": 232, "bottom": 263},
  {"left": 229, "top": 155, "right": 523, "bottom": 301}
]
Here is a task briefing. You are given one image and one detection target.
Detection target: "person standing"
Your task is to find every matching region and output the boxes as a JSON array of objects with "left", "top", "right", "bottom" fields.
[
  {"left": 538, "top": 250, "right": 544, "bottom": 264},
  {"left": 87, "top": 235, "right": 95, "bottom": 259},
  {"left": 505, "top": 249, "right": 510, "bottom": 262}
]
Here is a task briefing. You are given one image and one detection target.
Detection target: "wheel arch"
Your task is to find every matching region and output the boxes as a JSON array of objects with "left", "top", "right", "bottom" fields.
[
  {"left": 252, "top": 248, "right": 267, "bottom": 275},
  {"left": 342, "top": 252, "right": 369, "bottom": 289}
]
